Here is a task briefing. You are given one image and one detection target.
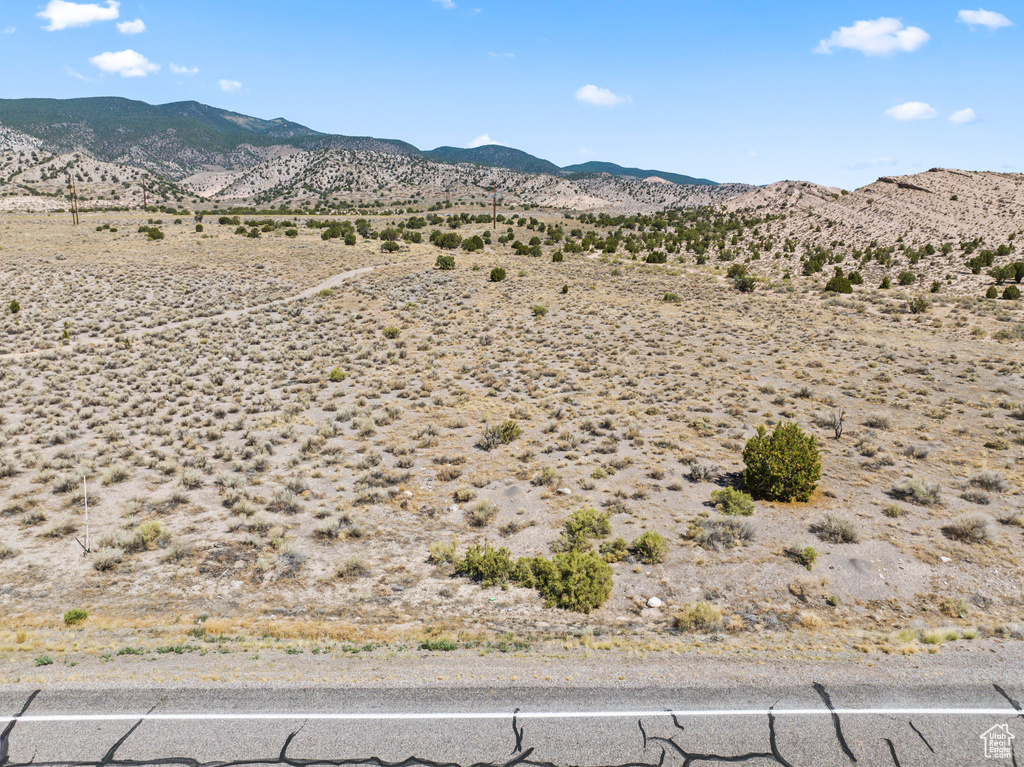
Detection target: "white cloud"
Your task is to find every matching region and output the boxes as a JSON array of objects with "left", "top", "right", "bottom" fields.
[
  {"left": 575, "top": 84, "right": 630, "bottom": 107},
  {"left": 219, "top": 79, "right": 243, "bottom": 93},
  {"left": 950, "top": 107, "right": 978, "bottom": 123},
  {"left": 117, "top": 18, "right": 144, "bottom": 34},
  {"left": 487, "top": 51, "right": 514, "bottom": 58},
  {"left": 469, "top": 134, "right": 501, "bottom": 148},
  {"left": 848, "top": 157, "right": 898, "bottom": 170},
  {"left": 89, "top": 49, "right": 158, "bottom": 77},
  {"left": 958, "top": 9, "right": 1013, "bottom": 29},
  {"left": 170, "top": 63, "right": 199, "bottom": 75},
  {"left": 885, "top": 101, "right": 938, "bottom": 121},
  {"left": 3, "top": 26, "right": 15, "bottom": 34},
  {"left": 816, "top": 17, "right": 929, "bottom": 55},
  {"left": 431, "top": 0, "right": 455, "bottom": 8},
  {"left": 38, "top": 0, "right": 119, "bottom": 31}
]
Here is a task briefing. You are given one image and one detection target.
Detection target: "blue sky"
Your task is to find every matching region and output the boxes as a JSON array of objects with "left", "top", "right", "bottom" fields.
[{"left": 0, "top": 1, "right": 1019, "bottom": 188}]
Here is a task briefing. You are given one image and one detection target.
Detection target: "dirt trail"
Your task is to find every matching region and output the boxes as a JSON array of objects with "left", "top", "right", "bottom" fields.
[{"left": 0, "top": 265, "right": 381, "bottom": 363}]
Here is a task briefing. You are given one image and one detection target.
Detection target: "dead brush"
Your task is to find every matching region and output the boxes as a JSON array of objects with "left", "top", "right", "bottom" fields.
[
  {"left": 687, "top": 516, "right": 756, "bottom": 550},
  {"left": 465, "top": 501, "right": 498, "bottom": 528},
  {"left": 943, "top": 513, "right": 998, "bottom": 544},
  {"left": 811, "top": 513, "right": 861, "bottom": 544},
  {"left": 970, "top": 471, "right": 1008, "bottom": 493}
]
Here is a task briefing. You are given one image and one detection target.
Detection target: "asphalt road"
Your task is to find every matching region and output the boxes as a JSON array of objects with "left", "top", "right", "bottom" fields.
[{"left": 2, "top": 682, "right": 1022, "bottom": 766}]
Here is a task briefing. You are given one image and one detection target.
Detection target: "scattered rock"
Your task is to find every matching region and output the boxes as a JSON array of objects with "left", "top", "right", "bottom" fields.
[{"left": 646, "top": 597, "right": 663, "bottom": 608}]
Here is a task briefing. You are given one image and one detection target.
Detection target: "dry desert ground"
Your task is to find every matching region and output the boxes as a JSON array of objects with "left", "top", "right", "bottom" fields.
[{"left": 0, "top": 206, "right": 1022, "bottom": 670}]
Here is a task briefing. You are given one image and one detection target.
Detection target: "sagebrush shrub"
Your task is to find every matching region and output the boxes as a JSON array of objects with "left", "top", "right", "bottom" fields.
[
  {"left": 891, "top": 478, "right": 941, "bottom": 506},
  {"left": 710, "top": 487, "right": 755, "bottom": 516},
  {"left": 741, "top": 422, "right": 821, "bottom": 502},
  {"left": 943, "top": 513, "right": 997, "bottom": 544},
  {"left": 674, "top": 601, "right": 723, "bottom": 633},
  {"left": 599, "top": 537, "right": 628, "bottom": 563},
  {"left": 630, "top": 531, "right": 668, "bottom": 564},
  {"left": 811, "top": 513, "right": 860, "bottom": 544},
  {"left": 478, "top": 420, "right": 522, "bottom": 450},
  {"left": 489, "top": 267, "right": 507, "bottom": 282}
]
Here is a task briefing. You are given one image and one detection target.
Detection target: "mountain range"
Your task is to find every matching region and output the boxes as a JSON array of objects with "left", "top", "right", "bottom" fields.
[{"left": 0, "top": 96, "right": 717, "bottom": 187}]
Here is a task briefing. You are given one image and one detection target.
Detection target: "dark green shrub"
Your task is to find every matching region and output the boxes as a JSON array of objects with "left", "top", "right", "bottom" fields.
[
  {"left": 461, "top": 235, "right": 484, "bottom": 252},
  {"left": 455, "top": 543, "right": 517, "bottom": 587},
  {"left": 726, "top": 263, "right": 748, "bottom": 279},
  {"left": 195, "top": 224, "right": 204, "bottom": 233},
  {"left": 433, "top": 231, "right": 462, "bottom": 250},
  {"left": 285, "top": 228, "right": 298, "bottom": 238},
  {"left": 848, "top": 271, "right": 863, "bottom": 285},
  {"left": 8, "top": 299, "right": 19, "bottom": 315},
  {"left": 381, "top": 241, "right": 400, "bottom": 253},
  {"left": 561, "top": 284, "right": 569, "bottom": 294},
  {"left": 146, "top": 228, "right": 164, "bottom": 241},
  {"left": 880, "top": 276, "right": 891, "bottom": 289},
  {"left": 1005, "top": 285, "right": 1021, "bottom": 300},
  {"left": 557, "top": 507, "right": 611, "bottom": 552},
  {"left": 824, "top": 275, "right": 852, "bottom": 293},
  {"left": 526, "top": 551, "right": 613, "bottom": 613},
  {"left": 344, "top": 233, "right": 357, "bottom": 246},
  {"left": 898, "top": 271, "right": 915, "bottom": 286},
  {"left": 490, "top": 267, "right": 507, "bottom": 282},
  {"left": 930, "top": 281, "right": 941, "bottom": 293},
  {"left": 420, "top": 638, "right": 458, "bottom": 651},
  {"left": 630, "top": 531, "right": 668, "bottom": 564},
  {"left": 733, "top": 275, "right": 757, "bottom": 292},
  {"left": 646, "top": 251, "right": 668, "bottom": 264},
  {"left": 552, "top": 252, "right": 564, "bottom": 263},
  {"left": 663, "top": 292, "right": 680, "bottom": 303},
  {"left": 63, "top": 608, "right": 88, "bottom": 626},
  {"left": 907, "top": 296, "right": 929, "bottom": 314},
  {"left": 710, "top": 487, "right": 755, "bottom": 516},
  {"left": 741, "top": 422, "right": 821, "bottom": 502},
  {"left": 435, "top": 254, "right": 456, "bottom": 270},
  {"left": 987, "top": 285, "right": 999, "bottom": 299}
]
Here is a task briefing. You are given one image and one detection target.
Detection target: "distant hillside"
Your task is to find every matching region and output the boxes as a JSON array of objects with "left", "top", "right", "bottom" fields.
[
  {"left": 0, "top": 97, "right": 419, "bottom": 179},
  {"left": 563, "top": 161, "right": 717, "bottom": 187},
  {"left": 0, "top": 96, "right": 739, "bottom": 212},
  {"left": 727, "top": 168, "right": 1024, "bottom": 249},
  {"left": 0, "top": 98, "right": 717, "bottom": 186},
  {"left": 425, "top": 145, "right": 561, "bottom": 175}
]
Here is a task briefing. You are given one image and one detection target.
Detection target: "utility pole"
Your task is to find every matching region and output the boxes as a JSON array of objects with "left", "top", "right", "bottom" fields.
[
  {"left": 67, "top": 173, "right": 79, "bottom": 225},
  {"left": 83, "top": 474, "right": 90, "bottom": 554}
]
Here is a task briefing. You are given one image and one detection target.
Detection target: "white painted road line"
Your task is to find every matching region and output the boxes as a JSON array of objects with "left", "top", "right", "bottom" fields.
[{"left": 1, "top": 708, "right": 1019, "bottom": 723}]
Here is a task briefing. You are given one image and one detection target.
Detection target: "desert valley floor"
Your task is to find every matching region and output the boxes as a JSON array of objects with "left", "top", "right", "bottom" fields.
[{"left": 0, "top": 208, "right": 1022, "bottom": 664}]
